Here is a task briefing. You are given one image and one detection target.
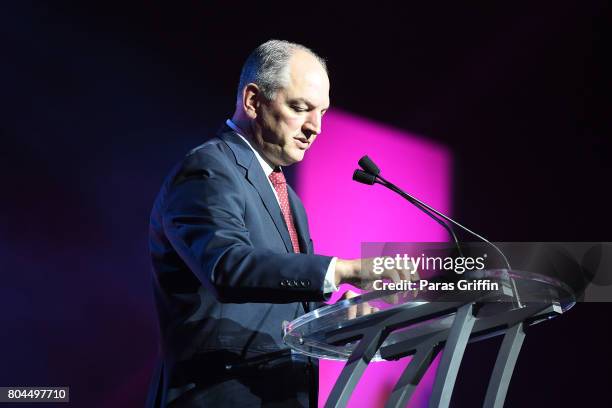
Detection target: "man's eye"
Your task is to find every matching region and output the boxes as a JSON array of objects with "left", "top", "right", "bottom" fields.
[{"left": 291, "top": 106, "right": 307, "bottom": 112}]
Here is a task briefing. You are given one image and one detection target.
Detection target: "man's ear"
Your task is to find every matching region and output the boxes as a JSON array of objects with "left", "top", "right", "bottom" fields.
[{"left": 242, "top": 83, "right": 261, "bottom": 120}]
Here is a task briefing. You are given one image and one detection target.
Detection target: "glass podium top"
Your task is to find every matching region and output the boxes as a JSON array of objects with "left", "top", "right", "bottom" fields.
[{"left": 283, "top": 269, "right": 575, "bottom": 361}]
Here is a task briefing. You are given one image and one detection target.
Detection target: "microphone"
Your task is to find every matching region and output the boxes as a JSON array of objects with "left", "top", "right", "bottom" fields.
[
  {"left": 353, "top": 155, "right": 512, "bottom": 272},
  {"left": 353, "top": 169, "right": 377, "bottom": 185},
  {"left": 358, "top": 155, "right": 380, "bottom": 177}
]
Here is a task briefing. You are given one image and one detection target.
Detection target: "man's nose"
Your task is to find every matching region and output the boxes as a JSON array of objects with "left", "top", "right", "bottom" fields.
[{"left": 303, "top": 111, "right": 322, "bottom": 138}]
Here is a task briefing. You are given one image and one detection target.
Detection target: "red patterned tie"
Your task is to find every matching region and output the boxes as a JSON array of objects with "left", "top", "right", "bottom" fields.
[{"left": 268, "top": 169, "right": 301, "bottom": 253}]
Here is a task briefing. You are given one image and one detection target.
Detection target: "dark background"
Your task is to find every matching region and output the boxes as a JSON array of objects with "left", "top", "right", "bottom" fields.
[{"left": 1, "top": 1, "right": 610, "bottom": 407}]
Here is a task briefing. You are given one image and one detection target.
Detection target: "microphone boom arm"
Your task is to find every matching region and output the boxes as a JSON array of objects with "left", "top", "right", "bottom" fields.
[{"left": 376, "top": 174, "right": 512, "bottom": 271}]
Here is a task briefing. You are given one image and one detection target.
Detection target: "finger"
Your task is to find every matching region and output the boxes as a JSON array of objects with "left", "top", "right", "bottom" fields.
[
  {"left": 362, "top": 302, "right": 379, "bottom": 316},
  {"left": 359, "top": 302, "right": 368, "bottom": 316},
  {"left": 386, "top": 269, "right": 401, "bottom": 284},
  {"left": 342, "top": 290, "right": 359, "bottom": 301},
  {"left": 347, "top": 303, "right": 356, "bottom": 320},
  {"left": 397, "top": 266, "right": 411, "bottom": 282}
]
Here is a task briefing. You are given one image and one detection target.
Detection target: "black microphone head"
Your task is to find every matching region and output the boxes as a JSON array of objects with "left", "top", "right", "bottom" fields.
[
  {"left": 352, "top": 169, "right": 376, "bottom": 185},
  {"left": 358, "top": 155, "right": 380, "bottom": 176}
]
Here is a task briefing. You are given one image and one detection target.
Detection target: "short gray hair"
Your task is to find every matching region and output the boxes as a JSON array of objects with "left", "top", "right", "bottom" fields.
[{"left": 236, "top": 39, "right": 327, "bottom": 103}]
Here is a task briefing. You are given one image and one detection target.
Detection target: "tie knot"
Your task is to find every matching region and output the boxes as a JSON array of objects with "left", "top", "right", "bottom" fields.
[{"left": 268, "top": 170, "right": 286, "bottom": 185}]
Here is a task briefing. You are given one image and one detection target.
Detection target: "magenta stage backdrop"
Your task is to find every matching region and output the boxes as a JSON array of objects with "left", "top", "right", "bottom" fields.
[{"left": 295, "top": 109, "right": 452, "bottom": 407}]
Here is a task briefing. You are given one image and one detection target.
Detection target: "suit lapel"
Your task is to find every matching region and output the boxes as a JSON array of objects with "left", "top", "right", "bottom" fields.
[{"left": 219, "top": 127, "right": 293, "bottom": 253}]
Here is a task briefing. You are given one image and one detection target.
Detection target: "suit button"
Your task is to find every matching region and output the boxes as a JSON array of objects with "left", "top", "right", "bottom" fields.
[
  {"left": 292, "top": 280, "right": 298, "bottom": 287},
  {"left": 280, "top": 280, "right": 287, "bottom": 287},
  {"left": 301, "top": 280, "right": 310, "bottom": 287}
]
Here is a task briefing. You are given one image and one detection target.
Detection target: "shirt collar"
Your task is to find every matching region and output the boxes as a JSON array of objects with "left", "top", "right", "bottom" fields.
[{"left": 225, "top": 119, "right": 277, "bottom": 177}]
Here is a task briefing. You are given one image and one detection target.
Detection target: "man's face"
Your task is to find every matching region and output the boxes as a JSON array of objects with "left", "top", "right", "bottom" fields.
[{"left": 252, "top": 51, "right": 330, "bottom": 167}]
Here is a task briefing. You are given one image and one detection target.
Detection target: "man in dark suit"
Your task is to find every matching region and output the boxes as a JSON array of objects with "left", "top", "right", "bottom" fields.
[{"left": 146, "top": 40, "right": 409, "bottom": 407}]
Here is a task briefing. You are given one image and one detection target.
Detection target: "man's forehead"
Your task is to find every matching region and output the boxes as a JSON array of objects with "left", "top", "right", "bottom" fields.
[
  {"left": 283, "top": 89, "right": 330, "bottom": 110},
  {"left": 285, "top": 59, "right": 330, "bottom": 107}
]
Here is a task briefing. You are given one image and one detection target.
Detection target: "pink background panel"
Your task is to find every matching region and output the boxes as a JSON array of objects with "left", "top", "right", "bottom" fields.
[{"left": 294, "top": 109, "right": 452, "bottom": 407}]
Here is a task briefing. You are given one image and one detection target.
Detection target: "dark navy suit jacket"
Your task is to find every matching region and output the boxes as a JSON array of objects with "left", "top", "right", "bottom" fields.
[{"left": 146, "top": 125, "right": 332, "bottom": 407}]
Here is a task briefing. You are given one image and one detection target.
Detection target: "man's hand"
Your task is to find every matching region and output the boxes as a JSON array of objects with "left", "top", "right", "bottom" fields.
[
  {"left": 340, "top": 289, "right": 378, "bottom": 319},
  {"left": 334, "top": 257, "right": 420, "bottom": 290}
]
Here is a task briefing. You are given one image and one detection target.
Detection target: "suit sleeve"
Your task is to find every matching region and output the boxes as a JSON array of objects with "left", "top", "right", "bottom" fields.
[{"left": 160, "top": 153, "right": 332, "bottom": 303}]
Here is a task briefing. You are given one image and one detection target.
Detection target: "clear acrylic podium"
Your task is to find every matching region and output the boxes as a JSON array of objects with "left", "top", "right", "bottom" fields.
[{"left": 283, "top": 269, "right": 575, "bottom": 408}]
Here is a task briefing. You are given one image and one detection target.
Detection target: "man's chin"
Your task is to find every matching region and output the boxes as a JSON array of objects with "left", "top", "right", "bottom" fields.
[{"left": 282, "top": 151, "right": 305, "bottom": 166}]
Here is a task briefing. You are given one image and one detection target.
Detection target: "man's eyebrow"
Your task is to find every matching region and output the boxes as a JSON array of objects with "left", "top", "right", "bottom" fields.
[
  {"left": 290, "top": 98, "right": 330, "bottom": 110},
  {"left": 289, "top": 98, "right": 311, "bottom": 106}
]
